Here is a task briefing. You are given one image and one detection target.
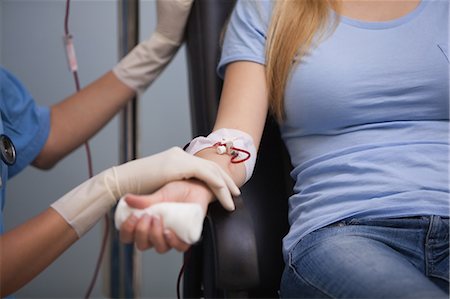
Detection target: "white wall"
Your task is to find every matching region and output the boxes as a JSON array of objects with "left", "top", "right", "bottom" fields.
[{"left": 2, "top": 0, "right": 191, "bottom": 297}]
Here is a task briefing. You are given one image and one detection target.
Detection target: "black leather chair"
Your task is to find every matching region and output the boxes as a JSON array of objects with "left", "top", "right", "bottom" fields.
[{"left": 183, "top": 0, "right": 293, "bottom": 297}]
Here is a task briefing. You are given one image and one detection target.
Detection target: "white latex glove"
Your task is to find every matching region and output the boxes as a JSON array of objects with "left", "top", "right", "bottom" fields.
[
  {"left": 115, "top": 197, "right": 204, "bottom": 244},
  {"left": 51, "top": 147, "right": 239, "bottom": 237},
  {"left": 113, "top": 0, "right": 194, "bottom": 93}
]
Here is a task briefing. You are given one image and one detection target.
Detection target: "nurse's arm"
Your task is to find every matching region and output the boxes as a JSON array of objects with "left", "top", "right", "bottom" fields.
[
  {"left": 32, "top": 71, "right": 134, "bottom": 169},
  {"left": 0, "top": 208, "right": 77, "bottom": 297}
]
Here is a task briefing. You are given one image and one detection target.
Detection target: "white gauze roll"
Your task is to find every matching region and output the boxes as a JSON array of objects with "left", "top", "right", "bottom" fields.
[
  {"left": 185, "top": 128, "right": 257, "bottom": 183},
  {"left": 114, "top": 197, "right": 205, "bottom": 244}
]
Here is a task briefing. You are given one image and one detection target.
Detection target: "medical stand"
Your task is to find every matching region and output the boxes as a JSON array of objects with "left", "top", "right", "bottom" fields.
[{"left": 104, "top": 0, "right": 141, "bottom": 297}]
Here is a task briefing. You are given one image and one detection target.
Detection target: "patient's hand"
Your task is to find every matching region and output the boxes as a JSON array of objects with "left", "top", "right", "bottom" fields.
[{"left": 119, "top": 179, "right": 214, "bottom": 253}]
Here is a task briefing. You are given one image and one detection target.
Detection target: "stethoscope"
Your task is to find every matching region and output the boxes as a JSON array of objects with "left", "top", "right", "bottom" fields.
[{"left": 0, "top": 134, "right": 16, "bottom": 166}]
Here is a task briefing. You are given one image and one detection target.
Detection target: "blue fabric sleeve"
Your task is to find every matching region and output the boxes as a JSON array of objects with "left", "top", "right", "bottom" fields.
[
  {"left": 0, "top": 67, "right": 50, "bottom": 178},
  {"left": 217, "top": 0, "right": 272, "bottom": 78}
]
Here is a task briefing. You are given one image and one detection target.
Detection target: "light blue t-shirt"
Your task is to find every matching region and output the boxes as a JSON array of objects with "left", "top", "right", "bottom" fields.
[
  {"left": 218, "top": 0, "right": 449, "bottom": 259},
  {"left": 0, "top": 67, "right": 51, "bottom": 234}
]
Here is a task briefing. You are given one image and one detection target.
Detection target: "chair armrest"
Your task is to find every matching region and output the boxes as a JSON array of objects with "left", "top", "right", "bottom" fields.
[{"left": 204, "top": 196, "right": 259, "bottom": 290}]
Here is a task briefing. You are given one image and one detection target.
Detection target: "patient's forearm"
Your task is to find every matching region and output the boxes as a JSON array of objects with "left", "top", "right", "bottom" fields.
[{"left": 192, "top": 62, "right": 268, "bottom": 187}]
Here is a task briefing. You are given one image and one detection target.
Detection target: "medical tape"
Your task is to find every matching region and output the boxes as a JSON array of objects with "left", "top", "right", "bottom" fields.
[
  {"left": 63, "top": 34, "right": 78, "bottom": 72},
  {"left": 185, "top": 128, "right": 256, "bottom": 183}
]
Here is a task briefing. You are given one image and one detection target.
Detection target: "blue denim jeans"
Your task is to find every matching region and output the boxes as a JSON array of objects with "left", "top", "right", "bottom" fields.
[{"left": 280, "top": 216, "right": 449, "bottom": 298}]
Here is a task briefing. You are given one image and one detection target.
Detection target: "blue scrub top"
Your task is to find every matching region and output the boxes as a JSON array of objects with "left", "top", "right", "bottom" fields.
[{"left": 0, "top": 67, "right": 51, "bottom": 233}]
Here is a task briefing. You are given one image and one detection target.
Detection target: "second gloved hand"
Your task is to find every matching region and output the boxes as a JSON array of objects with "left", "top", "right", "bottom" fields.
[
  {"left": 113, "top": 0, "right": 194, "bottom": 93},
  {"left": 51, "top": 147, "right": 240, "bottom": 237}
]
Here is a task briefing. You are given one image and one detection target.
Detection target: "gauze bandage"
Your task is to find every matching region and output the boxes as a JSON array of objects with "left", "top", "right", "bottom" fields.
[
  {"left": 113, "top": 0, "right": 194, "bottom": 93},
  {"left": 115, "top": 197, "right": 204, "bottom": 244},
  {"left": 185, "top": 128, "right": 257, "bottom": 183},
  {"left": 51, "top": 147, "right": 239, "bottom": 237}
]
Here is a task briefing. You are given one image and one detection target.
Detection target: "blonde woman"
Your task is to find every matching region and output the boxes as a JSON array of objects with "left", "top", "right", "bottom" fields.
[
  {"left": 120, "top": 0, "right": 449, "bottom": 297},
  {"left": 0, "top": 1, "right": 230, "bottom": 296}
]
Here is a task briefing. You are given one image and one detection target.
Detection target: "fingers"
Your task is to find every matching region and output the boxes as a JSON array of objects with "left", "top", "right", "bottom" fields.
[
  {"left": 135, "top": 215, "right": 152, "bottom": 251},
  {"left": 147, "top": 216, "right": 169, "bottom": 253},
  {"left": 120, "top": 213, "right": 190, "bottom": 253},
  {"left": 180, "top": 157, "right": 239, "bottom": 211},
  {"left": 208, "top": 185, "right": 235, "bottom": 211},
  {"left": 146, "top": 216, "right": 189, "bottom": 253},
  {"left": 119, "top": 214, "right": 139, "bottom": 244},
  {"left": 215, "top": 165, "right": 241, "bottom": 196},
  {"left": 196, "top": 163, "right": 238, "bottom": 211},
  {"left": 123, "top": 194, "right": 152, "bottom": 209},
  {"left": 120, "top": 213, "right": 154, "bottom": 250},
  {"left": 164, "top": 230, "right": 190, "bottom": 252},
  {"left": 124, "top": 192, "right": 164, "bottom": 209},
  {"left": 213, "top": 166, "right": 242, "bottom": 211},
  {"left": 196, "top": 157, "right": 240, "bottom": 194}
]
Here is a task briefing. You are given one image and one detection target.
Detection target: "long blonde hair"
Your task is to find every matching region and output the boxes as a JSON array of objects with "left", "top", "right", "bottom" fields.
[{"left": 266, "top": 0, "right": 339, "bottom": 122}]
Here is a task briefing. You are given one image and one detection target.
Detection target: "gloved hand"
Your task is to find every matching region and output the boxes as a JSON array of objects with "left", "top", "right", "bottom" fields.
[
  {"left": 51, "top": 147, "right": 239, "bottom": 237},
  {"left": 113, "top": 0, "right": 194, "bottom": 93}
]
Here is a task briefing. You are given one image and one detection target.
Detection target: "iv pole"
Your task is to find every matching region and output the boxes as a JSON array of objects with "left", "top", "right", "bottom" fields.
[{"left": 105, "top": 0, "right": 140, "bottom": 297}]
